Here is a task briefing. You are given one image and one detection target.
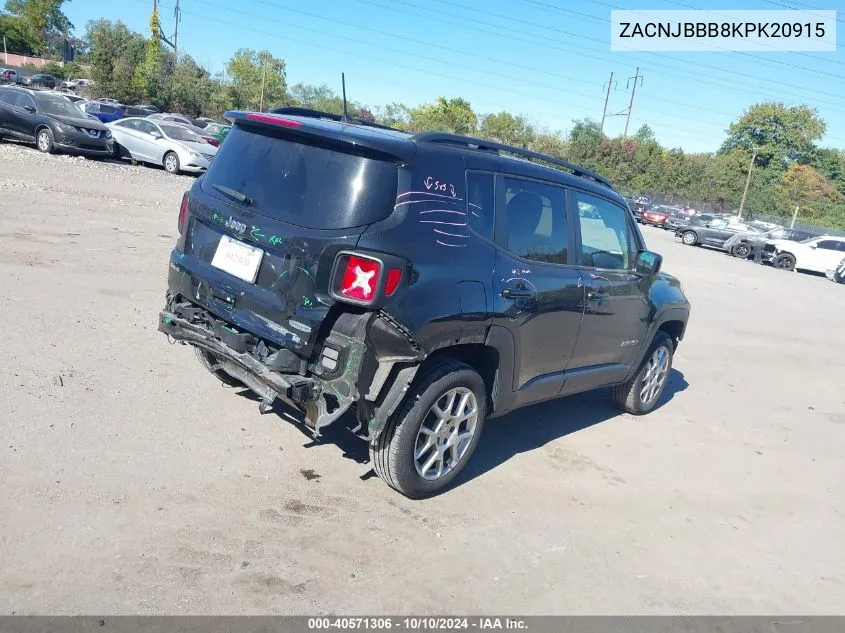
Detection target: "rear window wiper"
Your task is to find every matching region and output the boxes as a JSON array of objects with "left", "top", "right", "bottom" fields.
[{"left": 212, "top": 184, "right": 252, "bottom": 206}]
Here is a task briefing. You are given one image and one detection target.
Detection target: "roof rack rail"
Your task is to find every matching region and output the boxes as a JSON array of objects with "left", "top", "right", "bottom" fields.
[
  {"left": 411, "top": 131, "right": 612, "bottom": 188},
  {"left": 269, "top": 106, "right": 404, "bottom": 133}
]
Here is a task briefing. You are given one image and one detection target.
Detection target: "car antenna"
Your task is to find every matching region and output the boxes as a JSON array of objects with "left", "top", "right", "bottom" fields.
[{"left": 341, "top": 72, "right": 352, "bottom": 124}]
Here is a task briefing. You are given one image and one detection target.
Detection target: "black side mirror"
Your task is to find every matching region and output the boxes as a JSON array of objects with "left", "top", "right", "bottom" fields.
[
  {"left": 23, "top": 105, "right": 36, "bottom": 113},
  {"left": 635, "top": 250, "right": 662, "bottom": 276}
]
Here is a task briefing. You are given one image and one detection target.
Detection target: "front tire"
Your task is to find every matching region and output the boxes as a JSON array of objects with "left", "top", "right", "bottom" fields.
[
  {"left": 163, "top": 151, "right": 180, "bottom": 174},
  {"left": 36, "top": 128, "right": 54, "bottom": 153},
  {"left": 731, "top": 243, "right": 751, "bottom": 258},
  {"left": 681, "top": 231, "right": 697, "bottom": 246},
  {"left": 613, "top": 332, "right": 674, "bottom": 415},
  {"left": 774, "top": 253, "right": 796, "bottom": 271},
  {"left": 370, "top": 359, "right": 486, "bottom": 498}
]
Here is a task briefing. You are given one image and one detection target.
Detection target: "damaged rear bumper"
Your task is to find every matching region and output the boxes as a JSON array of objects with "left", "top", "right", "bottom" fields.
[
  {"left": 158, "top": 297, "right": 425, "bottom": 441},
  {"left": 159, "top": 310, "right": 311, "bottom": 412}
]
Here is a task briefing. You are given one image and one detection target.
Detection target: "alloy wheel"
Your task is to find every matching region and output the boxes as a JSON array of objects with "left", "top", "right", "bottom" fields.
[
  {"left": 639, "top": 346, "right": 670, "bottom": 405},
  {"left": 413, "top": 387, "right": 479, "bottom": 481}
]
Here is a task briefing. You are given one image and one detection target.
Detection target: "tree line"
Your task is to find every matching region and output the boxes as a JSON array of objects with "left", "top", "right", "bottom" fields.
[{"left": 2, "top": 0, "right": 844, "bottom": 229}]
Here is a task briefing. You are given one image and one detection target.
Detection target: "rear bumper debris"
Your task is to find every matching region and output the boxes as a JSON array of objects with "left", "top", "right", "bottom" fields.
[{"left": 159, "top": 294, "right": 426, "bottom": 441}]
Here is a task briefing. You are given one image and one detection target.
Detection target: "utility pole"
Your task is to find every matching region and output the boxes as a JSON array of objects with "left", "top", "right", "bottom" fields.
[
  {"left": 600, "top": 71, "right": 614, "bottom": 133},
  {"left": 259, "top": 52, "right": 267, "bottom": 112},
  {"left": 790, "top": 205, "right": 800, "bottom": 229},
  {"left": 173, "top": 0, "right": 181, "bottom": 61},
  {"left": 737, "top": 149, "right": 757, "bottom": 219},
  {"left": 623, "top": 67, "right": 642, "bottom": 137},
  {"left": 3, "top": 36, "right": 7, "bottom": 65}
]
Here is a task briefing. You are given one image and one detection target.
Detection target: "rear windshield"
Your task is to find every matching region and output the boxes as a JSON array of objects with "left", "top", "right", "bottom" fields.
[{"left": 201, "top": 124, "right": 398, "bottom": 229}]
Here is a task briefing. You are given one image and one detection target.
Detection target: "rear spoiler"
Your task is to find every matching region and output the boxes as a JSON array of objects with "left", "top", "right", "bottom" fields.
[{"left": 224, "top": 110, "right": 416, "bottom": 162}]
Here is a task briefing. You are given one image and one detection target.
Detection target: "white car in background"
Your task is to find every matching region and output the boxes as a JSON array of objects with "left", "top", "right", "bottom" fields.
[
  {"left": 107, "top": 117, "right": 217, "bottom": 174},
  {"left": 770, "top": 235, "right": 845, "bottom": 275}
]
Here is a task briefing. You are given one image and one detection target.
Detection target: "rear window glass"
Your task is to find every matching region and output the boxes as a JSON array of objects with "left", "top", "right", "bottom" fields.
[{"left": 202, "top": 125, "right": 399, "bottom": 230}]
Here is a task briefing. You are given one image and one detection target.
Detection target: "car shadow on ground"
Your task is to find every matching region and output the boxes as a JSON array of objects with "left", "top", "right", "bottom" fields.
[{"left": 235, "top": 368, "right": 689, "bottom": 493}]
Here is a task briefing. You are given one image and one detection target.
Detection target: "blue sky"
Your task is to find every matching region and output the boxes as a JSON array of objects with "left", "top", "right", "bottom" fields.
[{"left": 64, "top": 0, "right": 844, "bottom": 153}]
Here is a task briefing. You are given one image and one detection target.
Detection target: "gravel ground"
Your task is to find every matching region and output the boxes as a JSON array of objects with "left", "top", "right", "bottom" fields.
[{"left": 1, "top": 142, "right": 844, "bottom": 615}]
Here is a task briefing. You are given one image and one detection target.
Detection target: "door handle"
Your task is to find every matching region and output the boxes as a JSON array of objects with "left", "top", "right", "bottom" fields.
[{"left": 501, "top": 288, "right": 534, "bottom": 300}]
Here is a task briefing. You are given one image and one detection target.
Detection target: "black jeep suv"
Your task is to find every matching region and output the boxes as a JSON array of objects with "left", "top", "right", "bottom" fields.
[{"left": 158, "top": 108, "right": 691, "bottom": 498}]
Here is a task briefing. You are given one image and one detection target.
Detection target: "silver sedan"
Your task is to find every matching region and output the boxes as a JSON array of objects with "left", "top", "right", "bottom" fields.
[{"left": 106, "top": 117, "right": 217, "bottom": 174}]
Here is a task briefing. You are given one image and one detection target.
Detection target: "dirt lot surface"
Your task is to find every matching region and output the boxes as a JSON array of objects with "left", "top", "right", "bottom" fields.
[{"left": 1, "top": 143, "right": 844, "bottom": 615}]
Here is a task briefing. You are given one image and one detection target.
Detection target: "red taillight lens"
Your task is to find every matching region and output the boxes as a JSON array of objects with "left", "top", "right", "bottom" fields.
[
  {"left": 204, "top": 136, "right": 220, "bottom": 147},
  {"left": 384, "top": 268, "right": 402, "bottom": 296},
  {"left": 340, "top": 255, "right": 381, "bottom": 303},
  {"left": 178, "top": 193, "right": 188, "bottom": 234}
]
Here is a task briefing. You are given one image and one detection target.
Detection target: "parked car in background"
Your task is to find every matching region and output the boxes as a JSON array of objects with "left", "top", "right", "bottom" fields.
[
  {"left": 55, "top": 91, "right": 86, "bottom": 104},
  {"left": 725, "top": 227, "right": 816, "bottom": 262},
  {"left": 640, "top": 206, "right": 671, "bottom": 228},
  {"left": 676, "top": 217, "right": 764, "bottom": 249},
  {"left": 831, "top": 256, "right": 845, "bottom": 284},
  {"left": 108, "top": 117, "right": 217, "bottom": 174},
  {"left": 135, "top": 104, "right": 159, "bottom": 113},
  {"left": 662, "top": 208, "right": 694, "bottom": 231},
  {"left": 124, "top": 105, "right": 158, "bottom": 117},
  {"left": 0, "top": 86, "right": 112, "bottom": 156},
  {"left": 0, "top": 69, "right": 19, "bottom": 84},
  {"left": 147, "top": 112, "right": 194, "bottom": 127},
  {"left": 193, "top": 117, "right": 217, "bottom": 128},
  {"left": 200, "top": 122, "right": 231, "bottom": 144},
  {"left": 24, "top": 74, "right": 58, "bottom": 89},
  {"left": 172, "top": 121, "right": 223, "bottom": 147},
  {"left": 97, "top": 97, "right": 122, "bottom": 105},
  {"left": 768, "top": 235, "right": 845, "bottom": 275},
  {"left": 80, "top": 100, "right": 125, "bottom": 124}
]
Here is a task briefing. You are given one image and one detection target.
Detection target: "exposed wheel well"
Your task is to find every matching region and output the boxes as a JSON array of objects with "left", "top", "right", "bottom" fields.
[
  {"left": 658, "top": 320, "right": 685, "bottom": 349},
  {"left": 426, "top": 344, "right": 499, "bottom": 412}
]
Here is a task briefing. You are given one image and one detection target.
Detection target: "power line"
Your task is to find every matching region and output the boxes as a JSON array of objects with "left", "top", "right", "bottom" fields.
[
  {"left": 759, "top": 0, "right": 845, "bottom": 24},
  {"left": 189, "top": 0, "right": 747, "bottom": 131},
  {"left": 649, "top": 0, "right": 844, "bottom": 55},
  {"left": 246, "top": 0, "right": 845, "bottom": 113},
  {"left": 346, "top": 0, "right": 845, "bottom": 106},
  {"left": 211, "top": 0, "right": 845, "bottom": 144},
  {"left": 145, "top": 0, "right": 738, "bottom": 143},
  {"left": 133, "top": 0, "right": 845, "bottom": 146},
  {"left": 236, "top": 0, "right": 755, "bottom": 122}
]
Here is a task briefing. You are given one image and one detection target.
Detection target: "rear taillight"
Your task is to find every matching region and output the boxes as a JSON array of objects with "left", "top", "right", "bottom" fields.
[
  {"left": 203, "top": 136, "right": 220, "bottom": 147},
  {"left": 385, "top": 268, "right": 402, "bottom": 296},
  {"left": 178, "top": 193, "right": 188, "bottom": 234},
  {"left": 330, "top": 251, "right": 406, "bottom": 306},
  {"left": 340, "top": 255, "right": 381, "bottom": 303}
]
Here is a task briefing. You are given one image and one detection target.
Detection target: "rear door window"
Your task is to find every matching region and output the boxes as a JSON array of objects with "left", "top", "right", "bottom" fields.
[
  {"left": 201, "top": 124, "right": 399, "bottom": 230},
  {"left": 466, "top": 171, "right": 494, "bottom": 241},
  {"left": 499, "top": 176, "right": 568, "bottom": 264}
]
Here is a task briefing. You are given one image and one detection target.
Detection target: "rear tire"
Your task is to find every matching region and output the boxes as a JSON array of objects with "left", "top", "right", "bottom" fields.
[
  {"left": 613, "top": 332, "right": 674, "bottom": 415},
  {"left": 681, "top": 231, "right": 697, "bottom": 246},
  {"left": 370, "top": 359, "right": 486, "bottom": 498},
  {"left": 774, "top": 253, "right": 796, "bottom": 271},
  {"left": 194, "top": 347, "right": 243, "bottom": 387}
]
